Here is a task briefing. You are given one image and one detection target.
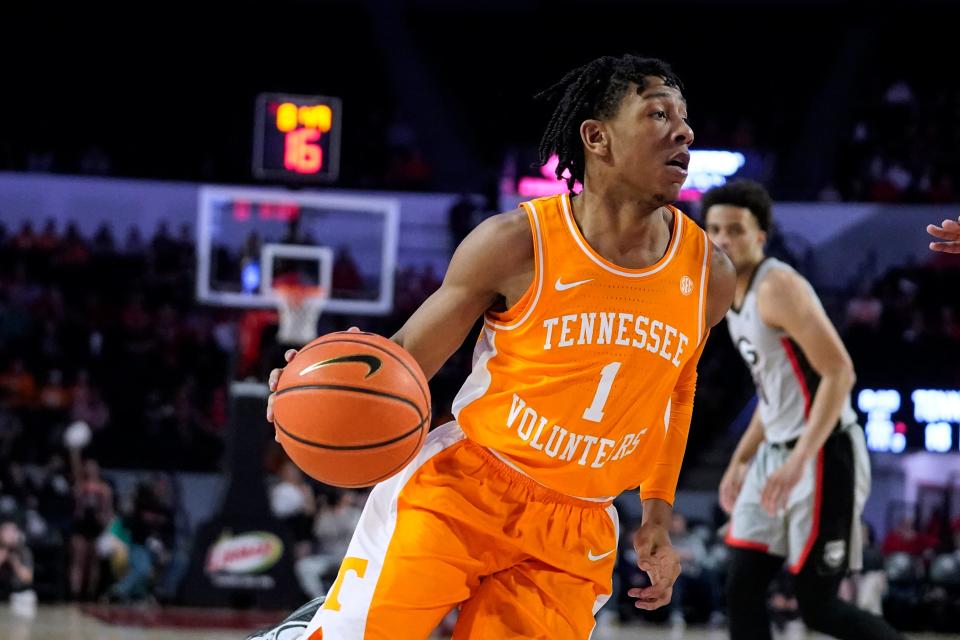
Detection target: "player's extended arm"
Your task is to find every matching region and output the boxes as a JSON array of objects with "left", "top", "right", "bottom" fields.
[
  {"left": 756, "top": 269, "right": 856, "bottom": 514},
  {"left": 718, "top": 403, "right": 763, "bottom": 513},
  {"left": 629, "top": 242, "right": 734, "bottom": 611},
  {"left": 391, "top": 209, "right": 534, "bottom": 380}
]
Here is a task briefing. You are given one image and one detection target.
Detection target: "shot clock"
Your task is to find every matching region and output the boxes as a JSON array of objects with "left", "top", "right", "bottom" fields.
[{"left": 253, "top": 93, "right": 342, "bottom": 183}]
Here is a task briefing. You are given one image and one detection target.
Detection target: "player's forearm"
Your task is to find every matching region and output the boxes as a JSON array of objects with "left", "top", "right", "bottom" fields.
[
  {"left": 391, "top": 323, "right": 466, "bottom": 381},
  {"left": 641, "top": 497, "right": 673, "bottom": 530},
  {"left": 793, "top": 368, "right": 855, "bottom": 462},
  {"left": 730, "top": 405, "right": 764, "bottom": 465},
  {"left": 391, "top": 291, "right": 485, "bottom": 381}
]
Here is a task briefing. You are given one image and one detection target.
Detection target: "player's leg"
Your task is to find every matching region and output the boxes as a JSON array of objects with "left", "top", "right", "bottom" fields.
[
  {"left": 794, "top": 565, "right": 905, "bottom": 640},
  {"left": 725, "top": 443, "right": 790, "bottom": 640},
  {"left": 302, "top": 422, "right": 481, "bottom": 639},
  {"left": 791, "top": 427, "right": 904, "bottom": 639},
  {"left": 452, "top": 502, "right": 619, "bottom": 640},
  {"left": 250, "top": 424, "right": 475, "bottom": 640},
  {"left": 726, "top": 548, "right": 784, "bottom": 640}
]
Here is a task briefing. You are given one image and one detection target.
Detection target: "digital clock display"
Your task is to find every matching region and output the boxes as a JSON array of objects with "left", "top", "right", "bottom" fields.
[{"left": 253, "top": 93, "right": 342, "bottom": 183}]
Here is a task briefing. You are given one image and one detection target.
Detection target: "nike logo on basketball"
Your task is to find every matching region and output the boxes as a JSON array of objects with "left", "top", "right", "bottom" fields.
[
  {"left": 588, "top": 549, "right": 614, "bottom": 561},
  {"left": 300, "top": 354, "right": 382, "bottom": 379},
  {"left": 555, "top": 277, "right": 593, "bottom": 291}
]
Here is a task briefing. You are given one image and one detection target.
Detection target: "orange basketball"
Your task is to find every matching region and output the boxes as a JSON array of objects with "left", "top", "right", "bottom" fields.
[{"left": 273, "top": 331, "right": 431, "bottom": 488}]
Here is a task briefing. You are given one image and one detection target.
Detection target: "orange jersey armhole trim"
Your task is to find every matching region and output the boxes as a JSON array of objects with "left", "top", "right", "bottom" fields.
[{"left": 485, "top": 200, "right": 543, "bottom": 329}]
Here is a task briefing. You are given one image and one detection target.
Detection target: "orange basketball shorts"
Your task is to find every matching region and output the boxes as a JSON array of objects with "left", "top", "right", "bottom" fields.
[{"left": 302, "top": 421, "right": 619, "bottom": 639}]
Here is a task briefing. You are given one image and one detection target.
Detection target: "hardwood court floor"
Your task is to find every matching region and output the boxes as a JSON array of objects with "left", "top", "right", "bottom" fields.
[{"left": 1, "top": 605, "right": 955, "bottom": 639}]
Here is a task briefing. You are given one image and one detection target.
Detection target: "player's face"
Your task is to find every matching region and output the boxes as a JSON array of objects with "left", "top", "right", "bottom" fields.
[
  {"left": 705, "top": 205, "right": 767, "bottom": 272},
  {"left": 604, "top": 77, "right": 694, "bottom": 204}
]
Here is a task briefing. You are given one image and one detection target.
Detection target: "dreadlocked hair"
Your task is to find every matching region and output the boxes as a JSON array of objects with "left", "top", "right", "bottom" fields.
[{"left": 536, "top": 55, "right": 683, "bottom": 192}]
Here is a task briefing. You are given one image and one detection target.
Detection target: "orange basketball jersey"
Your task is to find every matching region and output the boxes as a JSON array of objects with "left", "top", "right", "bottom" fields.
[{"left": 453, "top": 192, "right": 711, "bottom": 500}]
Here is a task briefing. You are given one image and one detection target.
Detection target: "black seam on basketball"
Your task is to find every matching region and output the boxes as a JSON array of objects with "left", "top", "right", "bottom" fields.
[
  {"left": 336, "top": 411, "right": 431, "bottom": 487},
  {"left": 362, "top": 410, "right": 430, "bottom": 483},
  {"left": 275, "top": 414, "right": 426, "bottom": 451},
  {"left": 275, "top": 384, "right": 424, "bottom": 422},
  {"left": 295, "top": 337, "right": 430, "bottom": 407}
]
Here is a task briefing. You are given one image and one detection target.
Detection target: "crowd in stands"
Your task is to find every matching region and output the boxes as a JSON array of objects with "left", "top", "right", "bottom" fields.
[{"left": 826, "top": 79, "right": 960, "bottom": 204}]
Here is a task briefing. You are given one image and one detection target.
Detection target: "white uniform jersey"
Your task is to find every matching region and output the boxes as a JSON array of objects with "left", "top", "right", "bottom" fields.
[{"left": 725, "top": 258, "right": 857, "bottom": 444}]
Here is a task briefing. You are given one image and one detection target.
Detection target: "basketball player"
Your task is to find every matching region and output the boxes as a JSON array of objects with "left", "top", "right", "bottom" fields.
[
  {"left": 928, "top": 215, "right": 960, "bottom": 253},
  {"left": 254, "top": 55, "right": 736, "bottom": 640},
  {"left": 703, "top": 180, "right": 904, "bottom": 640}
]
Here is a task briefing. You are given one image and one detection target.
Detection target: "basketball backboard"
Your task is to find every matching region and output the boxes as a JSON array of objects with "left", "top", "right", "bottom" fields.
[{"left": 196, "top": 186, "right": 399, "bottom": 315}]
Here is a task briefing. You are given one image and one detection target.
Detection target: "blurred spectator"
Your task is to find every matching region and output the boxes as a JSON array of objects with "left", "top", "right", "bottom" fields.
[
  {"left": 668, "top": 513, "right": 725, "bottom": 628},
  {"left": 69, "top": 459, "right": 112, "bottom": 600},
  {"left": 92, "top": 223, "right": 115, "bottom": 254},
  {"left": 124, "top": 226, "right": 144, "bottom": 255},
  {"left": 60, "top": 223, "right": 90, "bottom": 268},
  {"left": 833, "top": 75, "right": 959, "bottom": 203},
  {"left": 37, "top": 370, "right": 70, "bottom": 416},
  {"left": 11, "top": 222, "right": 35, "bottom": 251},
  {"left": 107, "top": 477, "right": 177, "bottom": 603},
  {"left": 35, "top": 219, "right": 59, "bottom": 253},
  {"left": 0, "top": 520, "right": 34, "bottom": 600},
  {"left": 924, "top": 172, "right": 956, "bottom": 204},
  {"left": 36, "top": 455, "right": 73, "bottom": 541},
  {"left": 270, "top": 462, "right": 317, "bottom": 561},
  {"left": 845, "top": 284, "right": 883, "bottom": 330},
  {"left": 0, "top": 359, "right": 36, "bottom": 410},
  {"left": 295, "top": 490, "right": 364, "bottom": 599},
  {"left": 0, "top": 463, "right": 33, "bottom": 519},
  {"left": 70, "top": 371, "right": 110, "bottom": 434},
  {"left": 882, "top": 516, "right": 938, "bottom": 558},
  {"left": 0, "top": 410, "right": 23, "bottom": 460}
]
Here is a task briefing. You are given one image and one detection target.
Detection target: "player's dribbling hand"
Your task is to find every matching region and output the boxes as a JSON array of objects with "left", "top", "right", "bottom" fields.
[
  {"left": 628, "top": 523, "right": 681, "bottom": 610},
  {"left": 266, "top": 349, "right": 299, "bottom": 426},
  {"left": 928, "top": 216, "right": 960, "bottom": 253},
  {"left": 265, "top": 328, "right": 364, "bottom": 426},
  {"left": 718, "top": 461, "right": 748, "bottom": 514}
]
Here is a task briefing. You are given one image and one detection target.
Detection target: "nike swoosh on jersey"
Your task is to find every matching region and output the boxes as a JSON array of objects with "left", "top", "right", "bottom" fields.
[
  {"left": 587, "top": 549, "right": 614, "bottom": 561},
  {"left": 555, "top": 277, "right": 593, "bottom": 291}
]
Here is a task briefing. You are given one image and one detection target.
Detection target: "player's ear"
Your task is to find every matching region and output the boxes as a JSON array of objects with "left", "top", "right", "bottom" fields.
[{"left": 580, "top": 119, "right": 609, "bottom": 159}]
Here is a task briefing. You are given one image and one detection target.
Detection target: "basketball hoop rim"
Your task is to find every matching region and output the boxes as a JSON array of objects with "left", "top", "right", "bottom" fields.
[
  {"left": 274, "top": 283, "right": 328, "bottom": 345},
  {"left": 273, "top": 283, "right": 329, "bottom": 306}
]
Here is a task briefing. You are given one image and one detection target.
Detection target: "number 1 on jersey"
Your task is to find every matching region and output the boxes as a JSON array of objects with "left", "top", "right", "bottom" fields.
[{"left": 582, "top": 361, "right": 622, "bottom": 422}]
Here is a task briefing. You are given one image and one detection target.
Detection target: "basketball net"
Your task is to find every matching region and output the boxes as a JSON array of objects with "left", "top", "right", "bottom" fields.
[{"left": 275, "top": 284, "right": 327, "bottom": 346}]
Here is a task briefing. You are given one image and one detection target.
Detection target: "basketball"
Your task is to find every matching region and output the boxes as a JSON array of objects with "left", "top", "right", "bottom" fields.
[{"left": 273, "top": 331, "right": 431, "bottom": 488}]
